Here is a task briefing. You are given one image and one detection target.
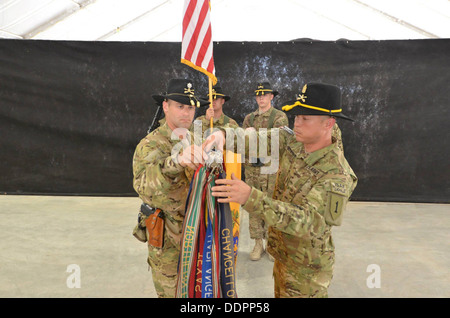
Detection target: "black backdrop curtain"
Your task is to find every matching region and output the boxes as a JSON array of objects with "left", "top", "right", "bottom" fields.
[{"left": 0, "top": 39, "right": 449, "bottom": 202}]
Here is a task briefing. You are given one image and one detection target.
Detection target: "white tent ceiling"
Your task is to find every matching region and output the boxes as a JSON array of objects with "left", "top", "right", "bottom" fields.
[{"left": 0, "top": 0, "right": 449, "bottom": 42}]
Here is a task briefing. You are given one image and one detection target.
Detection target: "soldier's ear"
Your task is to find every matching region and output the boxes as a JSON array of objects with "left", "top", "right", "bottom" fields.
[
  {"left": 162, "top": 100, "right": 169, "bottom": 114},
  {"left": 325, "top": 116, "right": 336, "bottom": 129},
  {"left": 329, "top": 117, "right": 336, "bottom": 129}
]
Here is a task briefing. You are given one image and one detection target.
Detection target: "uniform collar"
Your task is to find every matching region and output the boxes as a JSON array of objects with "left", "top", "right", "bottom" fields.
[
  {"left": 212, "top": 113, "right": 226, "bottom": 123},
  {"left": 254, "top": 106, "right": 273, "bottom": 116},
  {"left": 158, "top": 122, "right": 172, "bottom": 139},
  {"left": 289, "top": 139, "right": 338, "bottom": 166},
  {"left": 304, "top": 142, "right": 337, "bottom": 166},
  {"left": 158, "top": 122, "right": 194, "bottom": 145}
]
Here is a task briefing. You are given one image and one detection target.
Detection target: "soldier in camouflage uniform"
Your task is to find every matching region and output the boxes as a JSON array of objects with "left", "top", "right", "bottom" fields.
[
  {"left": 196, "top": 83, "right": 239, "bottom": 133},
  {"left": 242, "top": 82, "right": 288, "bottom": 261},
  {"left": 211, "top": 82, "right": 358, "bottom": 298},
  {"left": 132, "top": 78, "right": 209, "bottom": 298}
]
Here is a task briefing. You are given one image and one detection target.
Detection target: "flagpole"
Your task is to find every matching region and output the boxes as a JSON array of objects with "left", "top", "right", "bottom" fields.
[{"left": 209, "top": 77, "right": 213, "bottom": 133}]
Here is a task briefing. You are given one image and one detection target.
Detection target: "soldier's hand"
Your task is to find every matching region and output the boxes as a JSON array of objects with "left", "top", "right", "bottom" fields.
[
  {"left": 205, "top": 108, "right": 214, "bottom": 121},
  {"left": 203, "top": 130, "right": 225, "bottom": 153},
  {"left": 177, "top": 144, "right": 204, "bottom": 170},
  {"left": 211, "top": 173, "right": 252, "bottom": 205}
]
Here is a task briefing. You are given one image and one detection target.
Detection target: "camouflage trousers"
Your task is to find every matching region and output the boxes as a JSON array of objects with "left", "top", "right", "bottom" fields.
[
  {"left": 248, "top": 211, "right": 268, "bottom": 239},
  {"left": 272, "top": 259, "right": 333, "bottom": 298},
  {"left": 147, "top": 231, "right": 179, "bottom": 298},
  {"left": 245, "top": 166, "right": 277, "bottom": 239}
]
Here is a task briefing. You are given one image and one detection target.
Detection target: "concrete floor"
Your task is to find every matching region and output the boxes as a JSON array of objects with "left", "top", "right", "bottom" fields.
[{"left": 0, "top": 195, "right": 448, "bottom": 298}]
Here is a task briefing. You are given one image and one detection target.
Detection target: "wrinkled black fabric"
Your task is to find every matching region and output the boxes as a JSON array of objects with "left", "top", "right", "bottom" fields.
[{"left": 0, "top": 39, "right": 448, "bottom": 202}]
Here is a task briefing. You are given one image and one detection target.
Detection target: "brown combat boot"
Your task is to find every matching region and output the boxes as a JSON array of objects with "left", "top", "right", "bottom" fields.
[{"left": 250, "top": 239, "right": 265, "bottom": 261}]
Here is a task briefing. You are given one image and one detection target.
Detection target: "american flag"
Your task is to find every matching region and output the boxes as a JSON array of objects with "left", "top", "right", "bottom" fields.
[{"left": 181, "top": 0, "right": 217, "bottom": 85}]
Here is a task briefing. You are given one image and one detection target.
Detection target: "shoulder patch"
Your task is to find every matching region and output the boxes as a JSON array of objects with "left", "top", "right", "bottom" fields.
[{"left": 325, "top": 191, "right": 346, "bottom": 226}]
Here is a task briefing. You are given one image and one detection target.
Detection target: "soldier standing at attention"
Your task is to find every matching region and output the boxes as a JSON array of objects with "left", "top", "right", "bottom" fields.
[
  {"left": 242, "top": 82, "right": 288, "bottom": 261},
  {"left": 211, "top": 82, "right": 358, "bottom": 297},
  {"left": 196, "top": 83, "right": 239, "bottom": 132},
  {"left": 132, "top": 78, "right": 210, "bottom": 298}
]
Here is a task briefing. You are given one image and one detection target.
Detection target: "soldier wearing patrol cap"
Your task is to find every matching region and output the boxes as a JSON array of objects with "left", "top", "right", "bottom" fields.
[
  {"left": 242, "top": 81, "right": 288, "bottom": 261},
  {"left": 132, "top": 78, "right": 210, "bottom": 298},
  {"left": 211, "top": 82, "right": 358, "bottom": 298},
  {"left": 196, "top": 83, "right": 239, "bottom": 132}
]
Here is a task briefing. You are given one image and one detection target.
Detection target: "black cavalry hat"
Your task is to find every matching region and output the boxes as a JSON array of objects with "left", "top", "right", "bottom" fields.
[
  {"left": 281, "top": 82, "right": 353, "bottom": 121},
  {"left": 254, "top": 82, "right": 279, "bottom": 97},
  {"left": 206, "top": 83, "right": 231, "bottom": 102},
  {"left": 152, "top": 78, "right": 210, "bottom": 107}
]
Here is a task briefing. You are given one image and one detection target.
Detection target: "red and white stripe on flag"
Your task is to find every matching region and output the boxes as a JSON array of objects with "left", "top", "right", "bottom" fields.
[{"left": 181, "top": 0, "right": 217, "bottom": 85}]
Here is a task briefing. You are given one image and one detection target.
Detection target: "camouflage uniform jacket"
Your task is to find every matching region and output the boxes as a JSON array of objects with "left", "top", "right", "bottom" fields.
[
  {"left": 242, "top": 107, "right": 288, "bottom": 194},
  {"left": 196, "top": 113, "right": 239, "bottom": 133},
  {"left": 242, "top": 106, "right": 288, "bottom": 139},
  {"left": 132, "top": 122, "right": 195, "bottom": 246},
  {"left": 242, "top": 137, "right": 357, "bottom": 269}
]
